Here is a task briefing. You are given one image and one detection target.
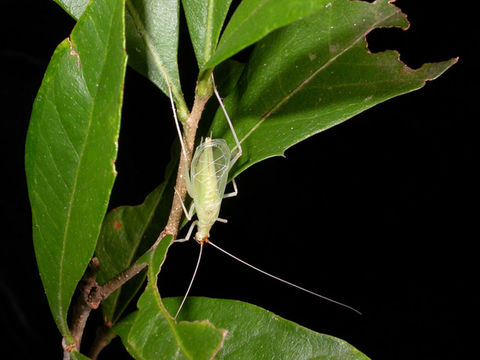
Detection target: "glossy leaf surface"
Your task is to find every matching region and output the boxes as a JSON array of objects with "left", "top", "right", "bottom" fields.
[
  {"left": 182, "top": 0, "right": 233, "bottom": 69},
  {"left": 53, "top": 0, "right": 89, "bottom": 18},
  {"left": 115, "top": 237, "right": 227, "bottom": 359},
  {"left": 210, "top": 0, "right": 457, "bottom": 178},
  {"left": 213, "top": 59, "right": 245, "bottom": 97},
  {"left": 204, "top": 0, "right": 327, "bottom": 69},
  {"left": 25, "top": 0, "right": 126, "bottom": 337},
  {"left": 118, "top": 296, "right": 371, "bottom": 359}
]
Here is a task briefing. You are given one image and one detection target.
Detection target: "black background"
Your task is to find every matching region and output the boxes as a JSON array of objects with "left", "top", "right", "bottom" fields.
[{"left": 1, "top": 0, "right": 475, "bottom": 359}]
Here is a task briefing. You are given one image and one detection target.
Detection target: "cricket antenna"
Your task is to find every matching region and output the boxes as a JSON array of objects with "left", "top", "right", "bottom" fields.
[
  {"left": 174, "top": 242, "right": 204, "bottom": 319},
  {"left": 166, "top": 79, "right": 188, "bottom": 161},
  {"left": 207, "top": 240, "right": 362, "bottom": 315}
]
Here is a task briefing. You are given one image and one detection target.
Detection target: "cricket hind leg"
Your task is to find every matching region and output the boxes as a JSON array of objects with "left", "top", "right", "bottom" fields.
[
  {"left": 174, "top": 188, "right": 195, "bottom": 221},
  {"left": 223, "top": 178, "right": 238, "bottom": 199},
  {"left": 174, "top": 220, "right": 198, "bottom": 243},
  {"left": 211, "top": 73, "right": 243, "bottom": 167},
  {"left": 217, "top": 178, "right": 238, "bottom": 223}
]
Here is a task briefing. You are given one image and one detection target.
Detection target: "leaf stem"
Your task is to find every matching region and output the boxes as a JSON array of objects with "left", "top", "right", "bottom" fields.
[{"left": 196, "top": 69, "right": 214, "bottom": 98}]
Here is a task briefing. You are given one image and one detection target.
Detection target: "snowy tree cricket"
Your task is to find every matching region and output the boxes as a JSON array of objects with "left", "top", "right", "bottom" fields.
[{"left": 166, "top": 74, "right": 361, "bottom": 319}]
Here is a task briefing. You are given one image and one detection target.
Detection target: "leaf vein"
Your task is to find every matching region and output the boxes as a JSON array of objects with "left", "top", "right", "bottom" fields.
[
  {"left": 57, "top": 7, "right": 120, "bottom": 324},
  {"left": 125, "top": 0, "right": 181, "bottom": 102}
]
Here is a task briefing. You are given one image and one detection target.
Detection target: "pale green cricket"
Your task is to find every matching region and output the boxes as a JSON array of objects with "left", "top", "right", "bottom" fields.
[
  {"left": 166, "top": 75, "right": 361, "bottom": 319},
  {"left": 184, "top": 136, "right": 237, "bottom": 241}
]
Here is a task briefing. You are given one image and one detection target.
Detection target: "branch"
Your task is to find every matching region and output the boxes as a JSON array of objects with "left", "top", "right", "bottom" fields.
[
  {"left": 70, "top": 257, "right": 100, "bottom": 351},
  {"left": 161, "top": 92, "right": 211, "bottom": 239},
  {"left": 88, "top": 324, "right": 116, "bottom": 360},
  {"left": 91, "top": 262, "right": 147, "bottom": 305}
]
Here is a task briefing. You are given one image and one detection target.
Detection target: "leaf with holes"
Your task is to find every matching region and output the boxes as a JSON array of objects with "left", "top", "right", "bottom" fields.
[
  {"left": 210, "top": 0, "right": 456, "bottom": 178},
  {"left": 25, "top": 0, "right": 126, "bottom": 340},
  {"left": 117, "top": 296, "right": 371, "bottom": 359}
]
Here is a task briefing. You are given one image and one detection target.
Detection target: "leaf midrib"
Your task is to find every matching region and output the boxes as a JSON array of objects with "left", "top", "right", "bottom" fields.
[
  {"left": 57, "top": 5, "right": 119, "bottom": 327},
  {"left": 203, "top": 0, "right": 216, "bottom": 65},
  {"left": 126, "top": 0, "right": 183, "bottom": 105}
]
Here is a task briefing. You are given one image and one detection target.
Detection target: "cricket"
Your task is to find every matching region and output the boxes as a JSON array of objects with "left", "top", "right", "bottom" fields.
[{"left": 166, "top": 74, "right": 361, "bottom": 319}]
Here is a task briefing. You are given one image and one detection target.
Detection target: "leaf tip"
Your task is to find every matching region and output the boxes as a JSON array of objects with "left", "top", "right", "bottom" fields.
[{"left": 418, "top": 57, "right": 458, "bottom": 82}]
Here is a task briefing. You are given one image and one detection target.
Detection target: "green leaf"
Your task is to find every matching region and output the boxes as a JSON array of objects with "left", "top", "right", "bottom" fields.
[
  {"left": 115, "top": 237, "right": 227, "bottom": 359},
  {"left": 204, "top": 0, "right": 327, "bottom": 70},
  {"left": 119, "top": 296, "right": 369, "bottom": 359},
  {"left": 53, "top": 0, "right": 89, "bottom": 19},
  {"left": 96, "top": 153, "right": 177, "bottom": 325},
  {"left": 125, "top": 0, "right": 188, "bottom": 119},
  {"left": 213, "top": 59, "right": 245, "bottom": 97},
  {"left": 182, "top": 0, "right": 233, "bottom": 69},
  {"left": 96, "top": 186, "right": 166, "bottom": 325},
  {"left": 53, "top": 0, "right": 188, "bottom": 120},
  {"left": 211, "top": 0, "right": 457, "bottom": 178},
  {"left": 25, "top": 0, "right": 127, "bottom": 337}
]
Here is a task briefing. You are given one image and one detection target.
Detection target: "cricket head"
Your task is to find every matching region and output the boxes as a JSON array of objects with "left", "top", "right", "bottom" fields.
[{"left": 194, "top": 231, "right": 209, "bottom": 244}]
